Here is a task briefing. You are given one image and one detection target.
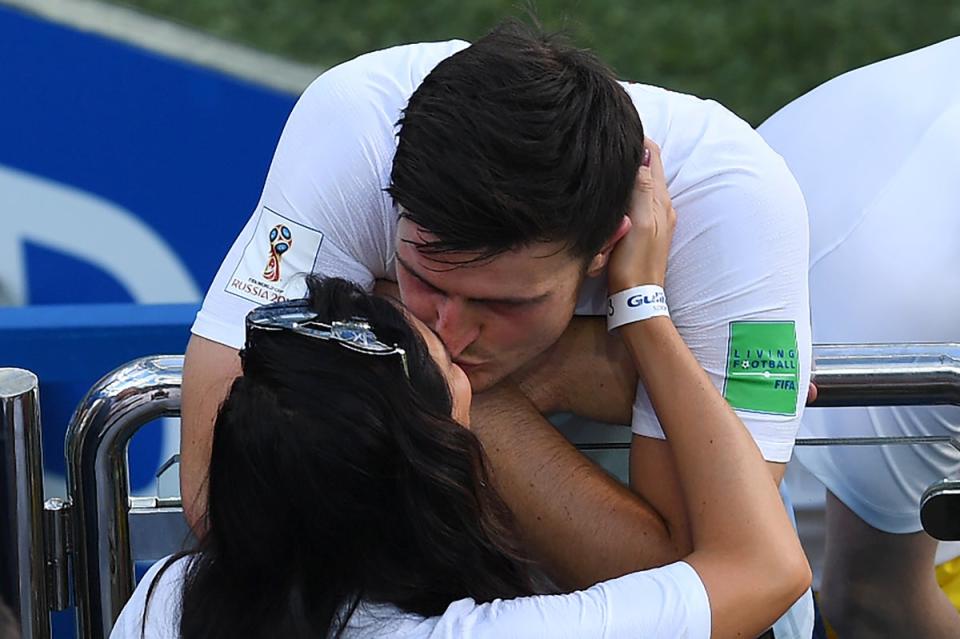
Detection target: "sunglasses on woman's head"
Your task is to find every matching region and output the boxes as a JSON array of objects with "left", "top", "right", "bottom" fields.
[{"left": 246, "top": 299, "right": 410, "bottom": 378}]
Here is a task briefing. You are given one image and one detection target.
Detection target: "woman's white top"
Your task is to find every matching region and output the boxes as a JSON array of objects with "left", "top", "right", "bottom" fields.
[{"left": 110, "top": 555, "right": 711, "bottom": 638}]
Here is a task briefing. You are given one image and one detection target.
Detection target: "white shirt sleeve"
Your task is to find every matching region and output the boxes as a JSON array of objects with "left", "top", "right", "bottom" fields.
[
  {"left": 191, "top": 41, "right": 468, "bottom": 349},
  {"left": 636, "top": 134, "right": 811, "bottom": 462},
  {"left": 424, "top": 561, "right": 710, "bottom": 639},
  {"left": 591, "top": 88, "right": 812, "bottom": 463}
]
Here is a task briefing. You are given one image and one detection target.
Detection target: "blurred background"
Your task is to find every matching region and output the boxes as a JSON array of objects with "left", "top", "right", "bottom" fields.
[{"left": 99, "top": 0, "right": 960, "bottom": 125}]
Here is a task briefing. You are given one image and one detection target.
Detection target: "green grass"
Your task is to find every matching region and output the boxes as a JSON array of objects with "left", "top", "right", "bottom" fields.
[{"left": 110, "top": 0, "right": 960, "bottom": 124}]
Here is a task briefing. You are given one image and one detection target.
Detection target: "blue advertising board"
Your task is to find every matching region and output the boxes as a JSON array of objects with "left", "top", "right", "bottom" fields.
[
  {"left": 0, "top": 5, "right": 305, "bottom": 633},
  {"left": 0, "top": 4, "right": 298, "bottom": 306},
  {"left": 0, "top": 1, "right": 304, "bottom": 478}
]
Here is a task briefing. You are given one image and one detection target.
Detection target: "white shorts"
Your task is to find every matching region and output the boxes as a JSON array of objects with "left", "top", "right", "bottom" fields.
[{"left": 798, "top": 407, "right": 960, "bottom": 534}]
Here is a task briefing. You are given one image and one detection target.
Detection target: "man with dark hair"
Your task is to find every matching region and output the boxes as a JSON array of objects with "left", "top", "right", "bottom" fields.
[
  {"left": 391, "top": 24, "right": 643, "bottom": 265},
  {"left": 182, "top": 22, "right": 812, "bottom": 637}
]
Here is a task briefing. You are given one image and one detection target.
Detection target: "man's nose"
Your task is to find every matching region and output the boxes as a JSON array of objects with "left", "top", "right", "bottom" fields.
[{"left": 435, "top": 296, "right": 479, "bottom": 358}]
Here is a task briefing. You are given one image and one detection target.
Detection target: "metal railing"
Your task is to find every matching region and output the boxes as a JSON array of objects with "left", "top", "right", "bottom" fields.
[
  {"left": 809, "top": 343, "right": 960, "bottom": 407},
  {"left": 65, "top": 355, "right": 185, "bottom": 639},
  {"left": 3, "top": 342, "right": 960, "bottom": 638},
  {"left": 1, "top": 369, "right": 49, "bottom": 639}
]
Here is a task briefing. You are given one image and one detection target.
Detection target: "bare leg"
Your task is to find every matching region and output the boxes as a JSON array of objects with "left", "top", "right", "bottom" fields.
[{"left": 819, "top": 491, "right": 960, "bottom": 638}]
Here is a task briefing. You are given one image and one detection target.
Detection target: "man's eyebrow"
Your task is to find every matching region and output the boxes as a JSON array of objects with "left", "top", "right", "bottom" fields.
[
  {"left": 395, "top": 255, "right": 549, "bottom": 306},
  {"left": 396, "top": 255, "right": 442, "bottom": 292}
]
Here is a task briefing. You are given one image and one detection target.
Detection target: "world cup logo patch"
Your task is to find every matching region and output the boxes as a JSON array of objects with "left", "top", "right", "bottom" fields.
[
  {"left": 263, "top": 224, "right": 293, "bottom": 282},
  {"left": 226, "top": 207, "right": 324, "bottom": 305}
]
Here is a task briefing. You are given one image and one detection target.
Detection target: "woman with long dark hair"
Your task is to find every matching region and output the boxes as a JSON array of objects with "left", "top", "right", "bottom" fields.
[{"left": 112, "top": 144, "right": 809, "bottom": 639}]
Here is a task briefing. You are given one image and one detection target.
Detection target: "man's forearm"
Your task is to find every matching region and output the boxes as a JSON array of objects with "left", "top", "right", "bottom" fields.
[
  {"left": 514, "top": 315, "right": 788, "bottom": 553},
  {"left": 512, "top": 316, "right": 637, "bottom": 422},
  {"left": 471, "top": 383, "right": 682, "bottom": 590},
  {"left": 180, "top": 335, "right": 241, "bottom": 533},
  {"left": 597, "top": 309, "right": 800, "bottom": 546}
]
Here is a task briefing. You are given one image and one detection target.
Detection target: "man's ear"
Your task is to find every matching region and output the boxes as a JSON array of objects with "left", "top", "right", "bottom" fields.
[{"left": 585, "top": 216, "right": 631, "bottom": 277}]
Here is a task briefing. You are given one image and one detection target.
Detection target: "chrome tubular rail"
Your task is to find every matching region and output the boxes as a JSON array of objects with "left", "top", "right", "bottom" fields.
[
  {"left": 573, "top": 344, "right": 960, "bottom": 453},
  {"left": 65, "top": 356, "right": 184, "bottom": 639},
  {"left": 1, "top": 369, "right": 49, "bottom": 639},
  {"left": 809, "top": 343, "right": 960, "bottom": 408}
]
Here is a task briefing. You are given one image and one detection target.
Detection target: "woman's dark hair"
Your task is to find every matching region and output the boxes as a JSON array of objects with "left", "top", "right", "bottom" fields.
[
  {"left": 147, "top": 277, "right": 532, "bottom": 638},
  {"left": 390, "top": 20, "right": 645, "bottom": 263}
]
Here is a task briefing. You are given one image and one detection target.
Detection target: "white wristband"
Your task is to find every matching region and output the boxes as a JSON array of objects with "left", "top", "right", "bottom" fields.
[{"left": 607, "top": 285, "right": 669, "bottom": 331}]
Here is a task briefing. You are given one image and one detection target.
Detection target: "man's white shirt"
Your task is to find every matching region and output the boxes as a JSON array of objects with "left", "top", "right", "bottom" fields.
[
  {"left": 192, "top": 39, "right": 813, "bottom": 639},
  {"left": 194, "top": 39, "right": 812, "bottom": 465}
]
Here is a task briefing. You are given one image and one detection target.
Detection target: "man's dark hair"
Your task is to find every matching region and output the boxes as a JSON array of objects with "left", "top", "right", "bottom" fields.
[{"left": 390, "top": 20, "right": 645, "bottom": 263}]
